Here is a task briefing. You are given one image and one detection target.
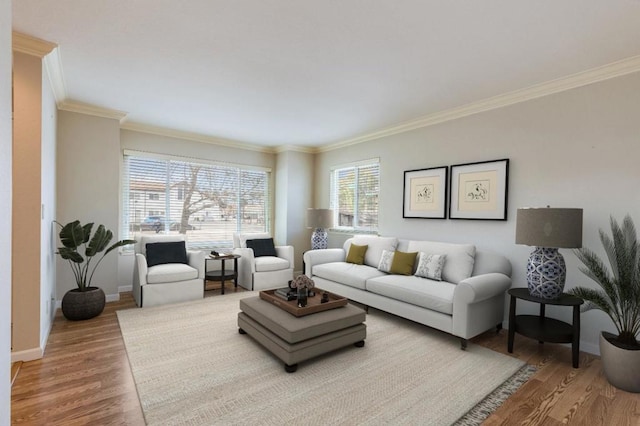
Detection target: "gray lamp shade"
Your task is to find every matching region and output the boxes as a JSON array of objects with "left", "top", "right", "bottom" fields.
[
  {"left": 306, "top": 208, "right": 334, "bottom": 229},
  {"left": 516, "top": 208, "right": 583, "bottom": 248}
]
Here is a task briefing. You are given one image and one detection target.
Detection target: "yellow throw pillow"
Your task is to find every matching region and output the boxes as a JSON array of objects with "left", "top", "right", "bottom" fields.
[
  {"left": 346, "top": 244, "right": 368, "bottom": 265},
  {"left": 390, "top": 251, "right": 418, "bottom": 275}
]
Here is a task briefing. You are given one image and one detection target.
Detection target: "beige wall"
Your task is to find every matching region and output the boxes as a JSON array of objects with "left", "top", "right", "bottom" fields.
[
  {"left": 0, "top": 0, "right": 12, "bottom": 418},
  {"left": 57, "top": 111, "right": 121, "bottom": 299},
  {"left": 315, "top": 72, "right": 640, "bottom": 355},
  {"left": 275, "top": 150, "right": 314, "bottom": 273},
  {"left": 12, "top": 51, "right": 42, "bottom": 354}
]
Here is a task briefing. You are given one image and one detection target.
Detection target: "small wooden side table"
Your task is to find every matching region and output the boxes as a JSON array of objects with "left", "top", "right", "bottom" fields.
[
  {"left": 204, "top": 254, "right": 240, "bottom": 294},
  {"left": 507, "top": 287, "right": 584, "bottom": 368}
]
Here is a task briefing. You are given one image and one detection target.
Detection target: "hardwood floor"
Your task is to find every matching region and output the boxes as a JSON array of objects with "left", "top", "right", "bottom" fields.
[{"left": 11, "top": 288, "right": 640, "bottom": 425}]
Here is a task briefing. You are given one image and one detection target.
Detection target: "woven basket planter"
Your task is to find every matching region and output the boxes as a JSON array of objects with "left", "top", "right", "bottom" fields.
[{"left": 61, "top": 287, "right": 106, "bottom": 321}]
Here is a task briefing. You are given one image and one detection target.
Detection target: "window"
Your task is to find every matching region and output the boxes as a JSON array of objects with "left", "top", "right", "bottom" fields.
[
  {"left": 330, "top": 159, "right": 379, "bottom": 231},
  {"left": 122, "top": 150, "right": 271, "bottom": 249}
]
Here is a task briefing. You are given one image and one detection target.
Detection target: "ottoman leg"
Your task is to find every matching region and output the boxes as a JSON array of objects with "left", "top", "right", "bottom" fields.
[
  {"left": 239, "top": 328, "right": 247, "bottom": 335},
  {"left": 354, "top": 340, "right": 365, "bottom": 347},
  {"left": 285, "top": 363, "right": 298, "bottom": 373}
]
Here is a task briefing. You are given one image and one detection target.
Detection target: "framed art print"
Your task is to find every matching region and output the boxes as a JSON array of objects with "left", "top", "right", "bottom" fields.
[
  {"left": 403, "top": 166, "right": 448, "bottom": 219},
  {"left": 449, "top": 159, "right": 509, "bottom": 220}
]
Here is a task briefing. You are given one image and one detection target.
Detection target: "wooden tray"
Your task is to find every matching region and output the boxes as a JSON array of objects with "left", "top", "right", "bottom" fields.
[{"left": 259, "top": 288, "right": 347, "bottom": 317}]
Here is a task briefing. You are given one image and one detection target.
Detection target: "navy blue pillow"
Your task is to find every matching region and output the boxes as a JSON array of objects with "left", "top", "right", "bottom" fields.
[
  {"left": 145, "top": 241, "right": 188, "bottom": 267},
  {"left": 246, "top": 238, "right": 277, "bottom": 257}
]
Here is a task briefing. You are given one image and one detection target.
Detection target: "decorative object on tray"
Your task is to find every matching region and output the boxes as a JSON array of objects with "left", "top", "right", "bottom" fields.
[
  {"left": 259, "top": 288, "right": 347, "bottom": 316},
  {"left": 515, "top": 207, "right": 583, "bottom": 299},
  {"left": 290, "top": 274, "right": 315, "bottom": 307},
  {"left": 403, "top": 166, "right": 448, "bottom": 219},
  {"left": 274, "top": 287, "right": 298, "bottom": 301},
  {"left": 568, "top": 215, "right": 640, "bottom": 393},
  {"left": 321, "top": 292, "right": 329, "bottom": 303},
  {"left": 449, "top": 159, "right": 509, "bottom": 220}
]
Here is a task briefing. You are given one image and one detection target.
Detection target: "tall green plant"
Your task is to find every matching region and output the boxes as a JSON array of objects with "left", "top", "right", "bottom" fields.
[
  {"left": 569, "top": 215, "right": 640, "bottom": 348},
  {"left": 56, "top": 220, "right": 136, "bottom": 291}
]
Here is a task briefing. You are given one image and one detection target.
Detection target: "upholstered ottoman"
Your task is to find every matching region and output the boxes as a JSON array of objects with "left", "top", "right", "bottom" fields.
[{"left": 238, "top": 296, "right": 366, "bottom": 372}]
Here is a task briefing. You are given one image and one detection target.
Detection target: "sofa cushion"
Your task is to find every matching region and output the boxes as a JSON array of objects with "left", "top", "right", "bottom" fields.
[
  {"left": 313, "top": 262, "right": 387, "bottom": 290},
  {"left": 415, "top": 253, "right": 446, "bottom": 281},
  {"left": 147, "top": 263, "right": 198, "bottom": 284},
  {"left": 390, "top": 251, "right": 418, "bottom": 275},
  {"left": 346, "top": 244, "right": 368, "bottom": 265},
  {"left": 407, "top": 241, "right": 475, "bottom": 284},
  {"left": 255, "top": 256, "right": 290, "bottom": 272},
  {"left": 366, "top": 275, "right": 455, "bottom": 315},
  {"left": 348, "top": 236, "right": 398, "bottom": 268}
]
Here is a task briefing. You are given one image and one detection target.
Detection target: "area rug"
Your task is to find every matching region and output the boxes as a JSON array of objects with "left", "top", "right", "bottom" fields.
[{"left": 117, "top": 292, "right": 534, "bottom": 426}]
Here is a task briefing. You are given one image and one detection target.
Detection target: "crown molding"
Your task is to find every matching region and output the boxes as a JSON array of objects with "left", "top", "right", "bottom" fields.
[
  {"left": 120, "top": 122, "right": 276, "bottom": 153},
  {"left": 43, "top": 47, "right": 67, "bottom": 106},
  {"left": 58, "top": 100, "right": 128, "bottom": 122},
  {"left": 12, "top": 32, "right": 57, "bottom": 57},
  {"left": 273, "top": 144, "right": 318, "bottom": 154},
  {"left": 320, "top": 55, "right": 640, "bottom": 152}
]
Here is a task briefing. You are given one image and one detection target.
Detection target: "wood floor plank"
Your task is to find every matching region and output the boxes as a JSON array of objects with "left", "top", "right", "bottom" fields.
[{"left": 11, "top": 290, "right": 639, "bottom": 425}]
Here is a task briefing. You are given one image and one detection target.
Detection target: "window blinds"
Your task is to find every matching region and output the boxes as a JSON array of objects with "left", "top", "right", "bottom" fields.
[{"left": 122, "top": 151, "right": 271, "bottom": 249}]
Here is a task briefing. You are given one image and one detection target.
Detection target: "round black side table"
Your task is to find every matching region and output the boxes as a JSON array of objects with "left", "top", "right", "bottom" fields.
[
  {"left": 507, "top": 287, "right": 584, "bottom": 368},
  {"left": 205, "top": 254, "right": 240, "bottom": 294}
]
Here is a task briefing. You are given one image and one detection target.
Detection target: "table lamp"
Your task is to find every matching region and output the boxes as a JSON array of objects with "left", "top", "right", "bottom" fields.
[
  {"left": 515, "top": 207, "right": 583, "bottom": 299},
  {"left": 307, "top": 208, "right": 333, "bottom": 250}
]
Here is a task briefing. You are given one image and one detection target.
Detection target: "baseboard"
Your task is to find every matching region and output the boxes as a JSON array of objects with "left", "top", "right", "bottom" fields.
[
  {"left": 119, "top": 285, "right": 132, "bottom": 293},
  {"left": 106, "top": 293, "right": 120, "bottom": 303},
  {"left": 11, "top": 347, "right": 43, "bottom": 362}
]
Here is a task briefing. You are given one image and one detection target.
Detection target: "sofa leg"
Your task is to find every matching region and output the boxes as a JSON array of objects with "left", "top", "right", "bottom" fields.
[
  {"left": 460, "top": 339, "right": 468, "bottom": 350},
  {"left": 496, "top": 323, "right": 503, "bottom": 334}
]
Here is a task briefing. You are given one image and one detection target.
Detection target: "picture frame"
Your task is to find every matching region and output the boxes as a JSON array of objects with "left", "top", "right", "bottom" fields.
[
  {"left": 449, "top": 159, "right": 509, "bottom": 220},
  {"left": 403, "top": 166, "right": 448, "bottom": 219}
]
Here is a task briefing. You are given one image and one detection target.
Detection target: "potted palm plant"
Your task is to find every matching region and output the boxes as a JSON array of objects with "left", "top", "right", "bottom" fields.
[
  {"left": 569, "top": 215, "right": 640, "bottom": 393},
  {"left": 56, "top": 220, "right": 136, "bottom": 320}
]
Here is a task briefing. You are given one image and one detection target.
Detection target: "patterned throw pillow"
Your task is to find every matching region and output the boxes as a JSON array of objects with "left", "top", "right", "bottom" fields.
[
  {"left": 377, "top": 249, "right": 394, "bottom": 272},
  {"left": 414, "top": 253, "right": 447, "bottom": 281}
]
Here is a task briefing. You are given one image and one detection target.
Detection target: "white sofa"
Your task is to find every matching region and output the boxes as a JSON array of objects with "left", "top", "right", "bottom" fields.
[
  {"left": 303, "top": 235, "right": 512, "bottom": 349},
  {"left": 232, "top": 233, "right": 294, "bottom": 291}
]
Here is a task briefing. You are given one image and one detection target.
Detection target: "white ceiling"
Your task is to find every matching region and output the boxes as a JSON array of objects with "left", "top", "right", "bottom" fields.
[{"left": 12, "top": 1, "right": 640, "bottom": 150}]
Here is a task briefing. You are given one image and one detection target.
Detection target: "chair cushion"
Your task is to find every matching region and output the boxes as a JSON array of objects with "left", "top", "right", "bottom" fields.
[
  {"left": 235, "top": 232, "right": 271, "bottom": 248},
  {"left": 147, "top": 263, "right": 199, "bottom": 284},
  {"left": 255, "top": 256, "right": 290, "bottom": 272},
  {"left": 313, "top": 262, "right": 387, "bottom": 290},
  {"left": 366, "top": 275, "right": 456, "bottom": 315},
  {"left": 145, "top": 241, "right": 188, "bottom": 267},
  {"left": 246, "top": 238, "right": 277, "bottom": 257}
]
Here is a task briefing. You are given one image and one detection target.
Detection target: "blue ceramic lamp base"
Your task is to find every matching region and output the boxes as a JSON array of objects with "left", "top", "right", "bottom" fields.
[{"left": 526, "top": 247, "right": 567, "bottom": 299}]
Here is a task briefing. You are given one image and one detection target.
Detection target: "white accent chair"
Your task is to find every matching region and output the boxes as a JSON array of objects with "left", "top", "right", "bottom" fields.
[
  {"left": 133, "top": 234, "right": 205, "bottom": 307},
  {"left": 232, "top": 233, "right": 294, "bottom": 291}
]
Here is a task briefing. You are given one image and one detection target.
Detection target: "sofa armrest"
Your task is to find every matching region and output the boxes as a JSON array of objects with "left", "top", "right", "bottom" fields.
[
  {"left": 275, "top": 245, "right": 294, "bottom": 267},
  {"left": 303, "top": 249, "right": 346, "bottom": 276},
  {"left": 187, "top": 250, "right": 205, "bottom": 279},
  {"left": 454, "top": 273, "right": 512, "bottom": 304}
]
